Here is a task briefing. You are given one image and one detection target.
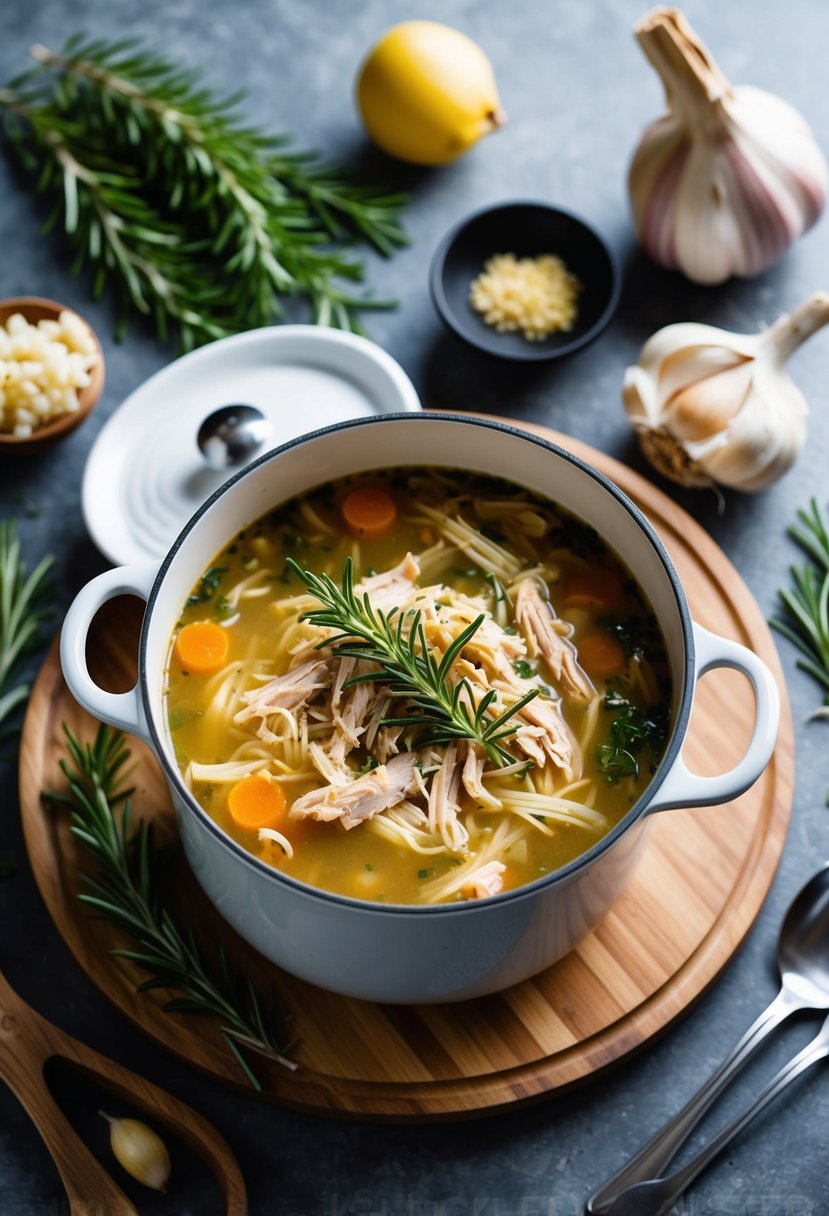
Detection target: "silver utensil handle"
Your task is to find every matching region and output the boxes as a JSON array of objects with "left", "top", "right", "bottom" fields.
[
  {"left": 652, "top": 1022, "right": 829, "bottom": 1215},
  {"left": 586, "top": 987, "right": 795, "bottom": 1214}
]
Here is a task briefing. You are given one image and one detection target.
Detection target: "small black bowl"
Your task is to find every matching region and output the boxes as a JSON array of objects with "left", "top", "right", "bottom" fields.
[{"left": 429, "top": 200, "right": 620, "bottom": 361}]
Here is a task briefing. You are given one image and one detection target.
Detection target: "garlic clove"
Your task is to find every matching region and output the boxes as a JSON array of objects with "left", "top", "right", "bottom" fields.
[
  {"left": 629, "top": 8, "right": 828, "bottom": 283},
  {"left": 100, "top": 1112, "right": 171, "bottom": 1192},
  {"left": 658, "top": 343, "right": 750, "bottom": 404},
  {"left": 623, "top": 292, "right": 829, "bottom": 493},
  {"left": 662, "top": 359, "right": 754, "bottom": 441}
]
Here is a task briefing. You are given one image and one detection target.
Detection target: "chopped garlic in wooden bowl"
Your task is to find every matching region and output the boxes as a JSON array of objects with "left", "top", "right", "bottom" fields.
[{"left": 0, "top": 309, "right": 100, "bottom": 437}]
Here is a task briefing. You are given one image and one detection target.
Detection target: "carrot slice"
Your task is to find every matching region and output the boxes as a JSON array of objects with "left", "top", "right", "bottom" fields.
[
  {"left": 341, "top": 487, "right": 398, "bottom": 537},
  {"left": 564, "top": 567, "right": 624, "bottom": 614},
  {"left": 173, "top": 621, "right": 229, "bottom": 674},
  {"left": 227, "top": 773, "right": 287, "bottom": 831},
  {"left": 578, "top": 633, "right": 627, "bottom": 680}
]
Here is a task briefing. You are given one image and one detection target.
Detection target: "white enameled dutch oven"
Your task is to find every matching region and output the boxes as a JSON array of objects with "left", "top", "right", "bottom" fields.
[{"left": 61, "top": 415, "right": 780, "bottom": 1003}]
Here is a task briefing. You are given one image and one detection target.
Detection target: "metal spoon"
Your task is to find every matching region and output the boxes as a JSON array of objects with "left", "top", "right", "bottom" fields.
[
  {"left": 197, "top": 404, "right": 273, "bottom": 470},
  {"left": 586, "top": 862, "right": 829, "bottom": 1214},
  {"left": 601, "top": 1009, "right": 829, "bottom": 1216}
]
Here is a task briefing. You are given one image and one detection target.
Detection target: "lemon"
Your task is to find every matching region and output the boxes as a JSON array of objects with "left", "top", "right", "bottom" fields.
[{"left": 356, "top": 21, "right": 505, "bottom": 166}]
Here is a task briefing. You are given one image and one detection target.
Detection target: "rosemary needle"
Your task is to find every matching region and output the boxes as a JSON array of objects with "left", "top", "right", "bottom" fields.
[
  {"left": 771, "top": 498, "right": 829, "bottom": 696},
  {"left": 0, "top": 520, "right": 53, "bottom": 742}
]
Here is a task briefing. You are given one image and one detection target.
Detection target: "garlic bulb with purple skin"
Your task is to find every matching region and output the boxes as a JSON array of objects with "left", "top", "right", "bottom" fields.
[
  {"left": 629, "top": 8, "right": 828, "bottom": 284},
  {"left": 623, "top": 293, "right": 829, "bottom": 492}
]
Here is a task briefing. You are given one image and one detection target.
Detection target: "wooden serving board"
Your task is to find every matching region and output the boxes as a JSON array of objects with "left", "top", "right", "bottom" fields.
[{"left": 18, "top": 423, "right": 794, "bottom": 1120}]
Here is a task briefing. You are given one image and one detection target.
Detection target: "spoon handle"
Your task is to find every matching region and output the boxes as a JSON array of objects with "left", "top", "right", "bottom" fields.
[
  {"left": 635, "top": 1017, "right": 829, "bottom": 1216},
  {"left": 586, "top": 987, "right": 795, "bottom": 1214}
]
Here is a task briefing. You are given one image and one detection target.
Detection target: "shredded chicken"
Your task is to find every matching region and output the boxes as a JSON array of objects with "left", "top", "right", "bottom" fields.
[
  {"left": 461, "top": 743, "right": 502, "bottom": 809},
  {"left": 512, "top": 697, "right": 581, "bottom": 782},
  {"left": 455, "top": 651, "right": 581, "bottom": 782},
  {"left": 234, "top": 658, "right": 330, "bottom": 742},
  {"left": 499, "top": 661, "right": 581, "bottom": 781},
  {"left": 355, "top": 552, "right": 420, "bottom": 611},
  {"left": 328, "top": 657, "right": 376, "bottom": 764},
  {"left": 514, "top": 580, "right": 594, "bottom": 703},
  {"left": 308, "top": 741, "right": 351, "bottom": 787},
  {"left": 462, "top": 860, "right": 506, "bottom": 900},
  {"left": 290, "top": 752, "right": 418, "bottom": 829},
  {"left": 426, "top": 606, "right": 527, "bottom": 669}
]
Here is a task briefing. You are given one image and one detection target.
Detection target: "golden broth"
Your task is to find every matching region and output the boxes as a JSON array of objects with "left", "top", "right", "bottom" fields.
[{"left": 165, "top": 469, "right": 670, "bottom": 904}]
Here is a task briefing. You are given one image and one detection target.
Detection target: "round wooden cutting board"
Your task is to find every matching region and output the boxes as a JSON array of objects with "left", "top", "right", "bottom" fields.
[{"left": 18, "top": 421, "right": 793, "bottom": 1120}]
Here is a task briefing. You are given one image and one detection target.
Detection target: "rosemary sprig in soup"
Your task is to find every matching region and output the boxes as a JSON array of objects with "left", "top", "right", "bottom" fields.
[{"left": 288, "top": 555, "right": 538, "bottom": 768}]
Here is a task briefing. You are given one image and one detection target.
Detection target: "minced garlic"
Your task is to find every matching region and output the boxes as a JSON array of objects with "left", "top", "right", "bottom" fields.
[
  {"left": 468, "top": 252, "right": 581, "bottom": 342},
  {"left": 0, "top": 310, "right": 99, "bottom": 437}
]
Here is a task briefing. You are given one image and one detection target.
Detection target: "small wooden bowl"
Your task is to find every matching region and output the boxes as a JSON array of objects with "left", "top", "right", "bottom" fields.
[{"left": 0, "top": 297, "right": 105, "bottom": 454}]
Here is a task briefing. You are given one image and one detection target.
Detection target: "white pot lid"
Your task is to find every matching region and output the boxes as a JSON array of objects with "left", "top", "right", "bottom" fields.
[{"left": 82, "top": 326, "right": 421, "bottom": 566}]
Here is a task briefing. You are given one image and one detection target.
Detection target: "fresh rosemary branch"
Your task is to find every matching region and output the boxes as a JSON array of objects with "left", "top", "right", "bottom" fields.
[
  {"left": 0, "top": 521, "right": 53, "bottom": 743},
  {"left": 1, "top": 36, "right": 409, "bottom": 349},
  {"left": 48, "top": 724, "right": 297, "bottom": 1089},
  {"left": 287, "top": 556, "right": 538, "bottom": 767},
  {"left": 770, "top": 498, "right": 829, "bottom": 696}
]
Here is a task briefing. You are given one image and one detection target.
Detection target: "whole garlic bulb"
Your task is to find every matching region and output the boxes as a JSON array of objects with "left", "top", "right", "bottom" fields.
[
  {"left": 629, "top": 8, "right": 828, "bottom": 284},
  {"left": 623, "top": 293, "right": 829, "bottom": 492}
]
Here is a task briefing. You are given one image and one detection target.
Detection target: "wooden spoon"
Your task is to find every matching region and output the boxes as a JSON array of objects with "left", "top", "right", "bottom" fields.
[{"left": 0, "top": 968, "right": 247, "bottom": 1215}]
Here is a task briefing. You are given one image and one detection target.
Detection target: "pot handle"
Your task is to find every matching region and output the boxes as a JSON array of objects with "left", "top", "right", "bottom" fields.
[
  {"left": 60, "top": 563, "right": 159, "bottom": 745},
  {"left": 645, "top": 622, "right": 780, "bottom": 815}
]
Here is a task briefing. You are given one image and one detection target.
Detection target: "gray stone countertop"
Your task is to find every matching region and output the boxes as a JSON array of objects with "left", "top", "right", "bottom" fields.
[{"left": 1, "top": 1, "right": 828, "bottom": 1213}]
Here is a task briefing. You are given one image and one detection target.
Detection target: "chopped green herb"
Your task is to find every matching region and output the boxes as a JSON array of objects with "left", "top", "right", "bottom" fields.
[
  {"left": 559, "top": 520, "right": 604, "bottom": 559},
  {"left": 364, "top": 863, "right": 374, "bottom": 872},
  {"left": 504, "top": 625, "right": 518, "bottom": 636},
  {"left": 596, "top": 691, "right": 667, "bottom": 783},
  {"left": 484, "top": 571, "right": 508, "bottom": 606},
  {"left": 168, "top": 707, "right": 204, "bottom": 732},
  {"left": 214, "top": 595, "right": 235, "bottom": 621},
  {"left": 513, "top": 659, "right": 535, "bottom": 680},
  {"left": 273, "top": 562, "right": 298, "bottom": 585},
  {"left": 359, "top": 757, "right": 379, "bottom": 773},
  {"left": 187, "top": 565, "right": 227, "bottom": 606},
  {"left": 417, "top": 868, "right": 431, "bottom": 879}
]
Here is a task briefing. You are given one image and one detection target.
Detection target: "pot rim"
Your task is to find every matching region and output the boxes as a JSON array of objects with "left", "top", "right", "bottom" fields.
[{"left": 141, "top": 413, "right": 695, "bottom": 917}]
